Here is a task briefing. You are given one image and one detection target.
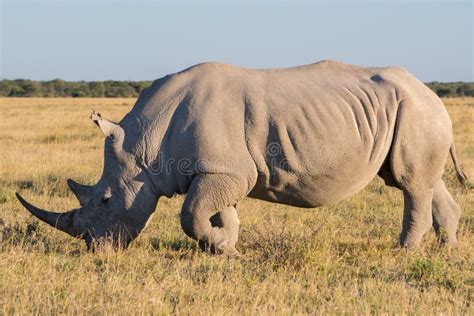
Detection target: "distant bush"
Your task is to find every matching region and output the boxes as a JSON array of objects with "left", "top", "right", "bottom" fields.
[
  {"left": 425, "top": 82, "right": 474, "bottom": 98},
  {"left": 0, "top": 79, "right": 152, "bottom": 98},
  {"left": 0, "top": 79, "right": 472, "bottom": 98}
]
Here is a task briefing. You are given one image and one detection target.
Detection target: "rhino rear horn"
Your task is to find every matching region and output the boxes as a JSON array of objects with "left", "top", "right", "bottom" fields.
[
  {"left": 90, "top": 111, "right": 124, "bottom": 142},
  {"left": 67, "top": 178, "right": 93, "bottom": 206},
  {"left": 15, "top": 193, "right": 80, "bottom": 238}
]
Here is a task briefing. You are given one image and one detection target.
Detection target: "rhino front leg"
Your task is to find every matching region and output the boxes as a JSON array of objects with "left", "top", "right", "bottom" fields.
[
  {"left": 180, "top": 174, "right": 247, "bottom": 255},
  {"left": 207, "top": 206, "right": 240, "bottom": 252}
]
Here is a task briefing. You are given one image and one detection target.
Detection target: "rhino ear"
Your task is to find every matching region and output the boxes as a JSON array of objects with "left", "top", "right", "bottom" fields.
[
  {"left": 67, "top": 178, "right": 93, "bottom": 206},
  {"left": 90, "top": 111, "right": 124, "bottom": 142}
]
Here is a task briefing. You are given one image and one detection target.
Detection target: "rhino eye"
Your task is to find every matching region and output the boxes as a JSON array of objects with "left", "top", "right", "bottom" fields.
[{"left": 102, "top": 196, "right": 111, "bottom": 204}]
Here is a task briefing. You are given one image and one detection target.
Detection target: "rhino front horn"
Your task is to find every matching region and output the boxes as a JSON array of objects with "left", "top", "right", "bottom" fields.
[{"left": 15, "top": 193, "right": 80, "bottom": 238}]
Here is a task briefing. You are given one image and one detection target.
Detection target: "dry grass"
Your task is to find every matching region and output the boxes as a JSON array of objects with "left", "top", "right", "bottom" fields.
[{"left": 0, "top": 97, "right": 473, "bottom": 314}]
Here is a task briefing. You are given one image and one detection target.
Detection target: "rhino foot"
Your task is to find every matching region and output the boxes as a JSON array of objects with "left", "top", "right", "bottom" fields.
[{"left": 198, "top": 240, "right": 241, "bottom": 257}]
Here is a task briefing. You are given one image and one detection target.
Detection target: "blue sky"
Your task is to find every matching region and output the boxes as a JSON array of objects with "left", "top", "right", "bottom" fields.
[{"left": 1, "top": 0, "right": 472, "bottom": 82}]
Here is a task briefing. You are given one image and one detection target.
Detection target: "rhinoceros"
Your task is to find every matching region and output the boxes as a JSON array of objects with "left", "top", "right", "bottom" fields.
[{"left": 16, "top": 60, "right": 467, "bottom": 253}]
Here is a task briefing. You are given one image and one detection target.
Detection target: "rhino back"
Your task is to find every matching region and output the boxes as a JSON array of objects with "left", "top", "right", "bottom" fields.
[{"left": 120, "top": 61, "right": 430, "bottom": 205}]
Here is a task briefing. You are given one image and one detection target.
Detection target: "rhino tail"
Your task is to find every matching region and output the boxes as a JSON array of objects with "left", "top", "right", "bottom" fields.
[{"left": 449, "top": 142, "right": 468, "bottom": 187}]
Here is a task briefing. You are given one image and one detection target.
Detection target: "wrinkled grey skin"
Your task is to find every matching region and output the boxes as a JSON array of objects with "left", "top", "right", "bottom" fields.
[{"left": 17, "top": 60, "right": 467, "bottom": 253}]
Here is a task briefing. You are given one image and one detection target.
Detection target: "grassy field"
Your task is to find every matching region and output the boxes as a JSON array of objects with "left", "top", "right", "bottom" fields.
[{"left": 0, "top": 97, "right": 473, "bottom": 314}]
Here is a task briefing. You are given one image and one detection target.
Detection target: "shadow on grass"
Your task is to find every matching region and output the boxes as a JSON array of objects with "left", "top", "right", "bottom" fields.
[
  {"left": 148, "top": 237, "right": 197, "bottom": 252},
  {"left": 0, "top": 219, "right": 57, "bottom": 253},
  {"left": 334, "top": 239, "right": 393, "bottom": 253}
]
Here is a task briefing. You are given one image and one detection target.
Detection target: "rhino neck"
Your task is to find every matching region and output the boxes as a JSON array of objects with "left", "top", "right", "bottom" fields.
[
  {"left": 118, "top": 79, "right": 191, "bottom": 198},
  {"left": 121, "top": 120, "right": 181, "bottom": 198}
]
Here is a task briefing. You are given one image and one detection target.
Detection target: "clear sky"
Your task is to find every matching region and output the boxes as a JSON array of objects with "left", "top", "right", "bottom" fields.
[{"left": 1, "top": 0, "right": 472, "bottom": 82}]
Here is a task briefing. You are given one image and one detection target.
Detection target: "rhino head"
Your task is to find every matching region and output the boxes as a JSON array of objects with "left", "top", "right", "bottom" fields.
[{"left": 16, "top": 111, "right": 159, "bottom": 250}]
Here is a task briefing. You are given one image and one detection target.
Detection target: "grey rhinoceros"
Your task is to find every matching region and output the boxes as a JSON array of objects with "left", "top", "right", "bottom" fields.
[{"left": 16, "top": 60, "right": 467, "bottom": 253}]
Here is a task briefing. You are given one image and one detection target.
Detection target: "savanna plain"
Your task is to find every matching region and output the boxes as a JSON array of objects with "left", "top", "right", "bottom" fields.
[{"left": 0, "top": 97, "right": 473, "bottom": 314}]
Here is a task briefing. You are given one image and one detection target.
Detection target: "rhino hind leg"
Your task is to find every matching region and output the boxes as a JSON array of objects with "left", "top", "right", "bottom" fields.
[
  {"left": 381, "top": 169, "right": 462, "bottom": 248},
  {"left": 379, "top": 160, "right": 460, "bottom": 247},
  {"left": 387, "top": 99, "right": 453, "bottom": 248},
  {"left": 180, "top": 174, "right": 247, "bottom": 255},
  {"left": 432, "top": 180, "right": 461, "bottom": 245},
  {"left": 399, "top": 188, "right": 435, "bottom": 248}
]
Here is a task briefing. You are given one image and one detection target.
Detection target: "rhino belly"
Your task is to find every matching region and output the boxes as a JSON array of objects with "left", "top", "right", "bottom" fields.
[
  {"left": 248, "top": 161, "right": 382, "bottom": 208},
  {"left": 246, "top": 123, "right": 393, "bottom": 209}
]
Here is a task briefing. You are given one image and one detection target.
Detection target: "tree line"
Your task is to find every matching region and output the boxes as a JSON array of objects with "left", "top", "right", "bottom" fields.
[
  {"left": 425, "top": 82, "right": 474, "bottom": 97},
  {"left": 0, "top": 79, "right": 473, "bottom": 98},
  {"left": 0, "top": 79, "right": 151, "bottom": 98}
]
